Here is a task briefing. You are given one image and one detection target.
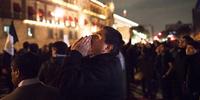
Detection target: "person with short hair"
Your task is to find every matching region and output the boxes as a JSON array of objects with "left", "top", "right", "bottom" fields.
[
  {"left": 58, "top": 26, "right": 126, "bottom": 100},
  {"left": 186, "top": 41, "right": 200, "bottom": 100},
  {"left": 38, "top": 41, "right": 68, "bottom": 87},
  {"left": 1, "top": 52, "right": 61, "bottom": 100}
]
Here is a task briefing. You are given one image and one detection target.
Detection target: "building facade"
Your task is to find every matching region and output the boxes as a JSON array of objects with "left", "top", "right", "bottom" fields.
[
  {"left": 193, "top": 0, "right": 200, "bottom": 33},
  {"left": 0, "top": 0, "right": 113, "bottom": 51}
]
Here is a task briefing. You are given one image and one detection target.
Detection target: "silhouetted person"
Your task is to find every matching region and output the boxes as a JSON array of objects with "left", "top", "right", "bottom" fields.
[
  {"left": 38, "top": 41, "right": 68, "bottom": 87},
  {"left": 186, "top": 41, "right": 200, "bottom": 100},
  {"left": 1, "top": 52, "right": 61, "bottom": 100}
]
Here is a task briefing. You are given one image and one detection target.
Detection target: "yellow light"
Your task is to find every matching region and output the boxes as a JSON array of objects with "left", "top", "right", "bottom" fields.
[
  {"left": 23, "top": 20, "right": 65, "bottom": 28},
  {"left": 51, "top": 8, "right": 65, "bottom": 18},
  {"left": 133, "top": 30, "right": 147, "bottom": 39},
  {"left": 91, "top": 26, "right": 98, "bottom": 33},
  {"left": 81, "top": 27, "right": 92, "bottom": 37},
  {"left": 108, "top": 2, "right": 115, "bottom": 12},
  {"left": 79, "top": 14, "right": 85, "bottom": 26},
  {"left": 51, "top": 0, "right": 81, "bottom": 11},
  {"left": 90, "top": 0, "right": 106, "bottom": 7},
  {"left": 83, "top": 10, "right": 106, "bottom": 20},
  {"left": 114, "top": 14, "right": 139, "bottom": 27}
]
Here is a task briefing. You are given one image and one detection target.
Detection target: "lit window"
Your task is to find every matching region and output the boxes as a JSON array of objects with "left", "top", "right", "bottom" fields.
[
  {"left": 48, "top": 29, "right": 53, "bottom": 38},
  {"left": 3, "top": 25, "right": 10, "bottom": 33},
  {"left": 27, "top": 27, "right": 34, "bottom": 38}
]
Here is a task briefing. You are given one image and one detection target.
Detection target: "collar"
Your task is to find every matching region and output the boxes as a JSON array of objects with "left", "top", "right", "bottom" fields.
[
  {"left": 18, "top": 78, "right": 43, "bottom": 87},
  {"left": 53, "top": 54, "right": 66, "bottom": 58}
]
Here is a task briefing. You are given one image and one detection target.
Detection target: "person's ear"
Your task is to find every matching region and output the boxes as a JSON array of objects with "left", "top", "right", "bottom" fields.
[{"left": 102, "top": 44, "right": 113, "bottom": 53}]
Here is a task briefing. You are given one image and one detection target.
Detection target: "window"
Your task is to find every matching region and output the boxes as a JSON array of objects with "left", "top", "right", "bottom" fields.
[
  {"left": 3, "top": 25, "right": 9, "bottom": 33},
  {"left": 28, "top": 6, "right": 35, "bottom": 20},
  {"left": 1, "top": 25, "right": 9, "bottom": 38},
  {"left": 13, "top": 2, "right": 21, "bottom": 19},
  {"left": 59, "top": 30, "right": 64, "bottom": 39},
  {"left": 48, "top": 28, "right": 53, "bottom": 38},
  {"left": 27, "top": 27, "right": 34, "bottom": 38}
]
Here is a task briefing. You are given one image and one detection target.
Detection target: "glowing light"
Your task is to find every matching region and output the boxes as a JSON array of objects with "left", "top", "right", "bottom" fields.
[
  {"left": 90, "top": 0, "right": 106, "bottom": 7},
  {"left": 64, "top": 34, "right": 70, "bottom": 46},
  {"left": 131, "top": 36, "right": 141, "bottom": 44},
  {"left": 79, "top": 14, "right": 85, "bottom": 26},
  {"left": 23, "top": 20, "right": 65, "bottom": 28},
  {"left": 108, "top": 2, "right": 115, "bottom": 12},
  {"left": 71, "top": 21, "right": 76, "bottom": 27},
  {"left": 65, "top": 21, "right": 70, "bottom": 26},
  {"left": 91, "top": 26, "right": 98, "bottom": 33},
  {"left": 158, "top": 32, "right": 162, "bottom": 36},
  {"left": 27, "top": 28, "right": 33, "bottom": 37},
  {"left": 153, "top": 36, "right": 159, "bottom": 41},
  {"left": 51, "top": 0, "right": 81, "bottom": 11},
  {"left": 81, "top": 27, "right": 92, "bottom": 37},
  {"left": 167, "top": 34, "right": 176, "bottom": 41},
  {"left": 114, "top": 14, "right": 139, "bottom": 27},
  {"left": 123, "top": 9, "right": 127, "bottom": 17},
  {"left": 83, "top": 10, "right": 106, "bottom": 20},
  {"left": 133, "top": 30, "right": 147, "bottom": 39},
  {"left": 51, "top": 8, "right": 65, "bottom": 18}
]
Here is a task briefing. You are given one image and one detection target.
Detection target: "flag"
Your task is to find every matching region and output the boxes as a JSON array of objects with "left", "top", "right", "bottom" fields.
[{"left": 4, "top": 21, "right": 19, "bottom": 56}]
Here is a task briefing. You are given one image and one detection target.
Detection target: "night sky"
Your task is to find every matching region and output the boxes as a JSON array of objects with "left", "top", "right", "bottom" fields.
[{"left": 100, "top": 0, "right": 196, "bottom": 33}]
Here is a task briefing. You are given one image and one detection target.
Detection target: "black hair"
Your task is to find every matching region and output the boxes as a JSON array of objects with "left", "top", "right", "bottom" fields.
[
  {"left": 182, "top": 35, "right": 194, "bottom": 44},
  {"left": 103, "top": 26, "right": 124, "bottom": 56},
  {"left": 12, "top": 52, "right": 40, "bottom": 79},
  {"left": 29, "top": 43, "right": 39, "bottom": 53},
  {"left": 52, "top": 41, "right": 68, "bottom": 54},
  {"left": 23, "top": 41, "right": 30, "bottom": 49}
]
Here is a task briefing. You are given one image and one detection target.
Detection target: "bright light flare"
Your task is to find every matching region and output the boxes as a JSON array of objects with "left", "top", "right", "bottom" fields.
[
  {"left": 158, "top": 32, "right": 162, "bottom": 36},
  {"left": 153, "top": 36, "right": 159, "bottom": 41},
  {"left": 51, "top": 8, "right": 65, "bottom": 18},
  {"left": 167, "top": 34, "right": 176, "bottom": 41}
]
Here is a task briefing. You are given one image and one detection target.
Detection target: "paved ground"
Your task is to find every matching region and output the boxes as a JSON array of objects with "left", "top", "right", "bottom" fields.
[{"left": 129, "top": 83, "right": 163, "bottom": 100}]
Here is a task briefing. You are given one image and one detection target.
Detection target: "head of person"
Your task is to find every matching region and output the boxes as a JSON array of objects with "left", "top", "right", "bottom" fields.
[
  {"left": 186, "top": 41, "right": 200, "bottom": 55},
  {"left": 23, "top": 41, "right": 30, "bottom": 50},
  {"left": 11, "top": 52, "right": 40, "bottom": 86},
  {"left": 90, "top": 26, "right": 124, "bottom": 56},
  {"left": 29, "top": 43, "right": 39, "bottom": 54},
  {"left": 51, "top": 41, "right": 68, "bottom": 57},
  {"left": 179, "top": 35, "right": 194, "bottom": 48},
  {"left": 156, "top": 42, "right": 168, "bottom": 55}
]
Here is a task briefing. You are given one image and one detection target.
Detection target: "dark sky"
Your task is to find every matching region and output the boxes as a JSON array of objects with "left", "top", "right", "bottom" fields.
[{"left": 100, "top": 0, "right": 196, "bottom": 33}]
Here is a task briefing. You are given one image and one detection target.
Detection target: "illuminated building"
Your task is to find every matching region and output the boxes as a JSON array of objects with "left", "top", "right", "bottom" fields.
[
  {"left": 193, "top": 0, "right": 200, "bottom": 33},
  {"left": 113, "top": 14, "right": 139, "bottom": 44},
  {"left": 0, "top": 0, "right": 113, "bottom": 51}
]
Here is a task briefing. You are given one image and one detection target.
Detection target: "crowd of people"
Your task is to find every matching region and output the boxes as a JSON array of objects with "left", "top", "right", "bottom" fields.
[{"left": 0, "top": 26, "right": 200, "bottom": 100}]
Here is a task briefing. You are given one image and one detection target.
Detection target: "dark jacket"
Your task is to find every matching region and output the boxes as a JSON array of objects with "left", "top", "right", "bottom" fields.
[
  {"left": 174, "top": 48, "right": 187, "bottom": 81},
  {"left": 38, "top": 56, "right": 65, "bottom": 87},
  {"left": 187, "top": 52, "right": 200, "bottom": 92},
  {"left": 1, "top": 83, "right": 61, "bottom": 100},
  {"left": 58, "top": 51, "right": 125, "bottom": 100}
]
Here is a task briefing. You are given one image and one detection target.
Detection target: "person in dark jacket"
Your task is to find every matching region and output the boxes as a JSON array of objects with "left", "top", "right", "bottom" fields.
[
  {"left": 38, "top": 41, "right": 68, "bottom": 87},
  {"left": 155, "top": 43, "right": 175, "bottom": 100},
  {"left": 173, "top": 36, "right": 191, "bottom": 100},
  {"left": 1, "top": 52, "right": 61, "bottom": 100},
  {"left": 185, "top": 41, "right": 200, "bottom": 100},
  {"left": 57, "top": 26, "right": 125, "bottom": 100}
]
